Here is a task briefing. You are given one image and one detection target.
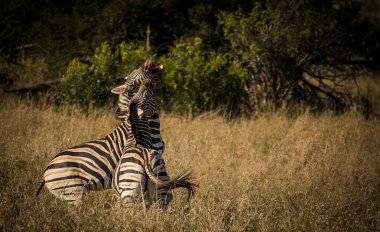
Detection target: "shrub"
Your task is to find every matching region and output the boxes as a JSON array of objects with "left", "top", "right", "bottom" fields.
[
  {"left": 159, "top": 37, "right": 248, "bottom": 116},
  {"left": 58, "top": 39, "right": 247, "bottom": 116},
  {"left": 58, "top": 42, "right": 153, "bottom": 109}
]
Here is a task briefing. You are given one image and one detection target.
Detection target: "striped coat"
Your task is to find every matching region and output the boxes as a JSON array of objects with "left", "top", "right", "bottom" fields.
[
  {"left": 111, "top": 73, "right": 197, "bottom": 208},
  {"left": 38, "top": 112, "right": 164, "bottom": 205},
  {"left": 37, "top": 60, "right": 165, "bottom": 205}
]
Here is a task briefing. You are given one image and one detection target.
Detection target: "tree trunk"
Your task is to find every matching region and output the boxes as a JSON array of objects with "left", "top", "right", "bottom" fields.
[{"left": 146, "top": 22, "right": 151, "bottom": 50}]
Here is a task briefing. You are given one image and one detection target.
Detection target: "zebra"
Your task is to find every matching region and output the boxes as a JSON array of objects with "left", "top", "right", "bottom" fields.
[
  {"left": 113, "top": 147, "right": 196, "bottom": 208},
  {"left": 36, "top": 61, "right": 166, "bottom": 205},
  {"left": 112, "top": 60, "right": 165, "bottom": 153},
  {"left": 111, "top": 77, "right": 197, "bottom": 208}
]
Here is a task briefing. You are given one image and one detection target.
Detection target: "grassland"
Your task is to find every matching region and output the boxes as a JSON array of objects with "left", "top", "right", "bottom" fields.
[{"left": 0, "top": 92, "right": 379, "bottom": 231}]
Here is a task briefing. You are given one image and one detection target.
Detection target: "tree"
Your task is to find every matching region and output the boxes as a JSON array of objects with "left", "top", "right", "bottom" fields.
[{"left": 219, "top": 0, "right": 379, "bottom": 114}]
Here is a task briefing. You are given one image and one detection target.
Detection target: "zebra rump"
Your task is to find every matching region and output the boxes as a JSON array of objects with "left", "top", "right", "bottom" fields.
[{"left": 112, "top": 145, "right": 198, "bottom": 207}]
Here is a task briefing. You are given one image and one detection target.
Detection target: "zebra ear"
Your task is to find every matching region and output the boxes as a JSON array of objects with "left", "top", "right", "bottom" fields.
[
  {"left": 111, "top": 85, "right": 126, "bottom": 94},
  {"left": 137, "top": 108, "right": 144, "bottom": 119},
  {"left": 142, "top": 60, "right": 153, "bottom": 73}
]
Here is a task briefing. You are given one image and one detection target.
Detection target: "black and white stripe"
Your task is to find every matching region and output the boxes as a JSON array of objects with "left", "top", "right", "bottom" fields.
[
  {"left": 39, "top": 123, "right": 131, "bottom": 205},
  {"left": 112, "top": 60, "right": 165, "bottom": 153},
  {"left": 36, "top": 61, "right": 165, "bottom": 205},
  {"left": 112, "top": 147, "right": 173, "bottom": 207},
  {"left": 112, "top": 64, "right": 198, "bottom": 208}
]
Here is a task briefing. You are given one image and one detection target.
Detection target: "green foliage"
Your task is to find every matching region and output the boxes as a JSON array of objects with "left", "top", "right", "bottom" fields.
[
  {"left": 159, "top": 37, "right": 248, "bottom": 116},
  {"left": 58, "top": 39, "right": 248, "bottom": 116},
  {"left": 117, "top": 42, "right": 155, "bottom": 76},
  {"left": 3, "top": 0, "right": 380, "bottom": 116},
  {"left": 59, "top": 59, "right": 89, "bottom": 107},
  {"left": 58, "top": 42, "right": 152, "bottom": 109}
]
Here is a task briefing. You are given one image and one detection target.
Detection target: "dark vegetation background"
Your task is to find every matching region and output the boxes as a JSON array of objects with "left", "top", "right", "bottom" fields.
[{"left": 1, "top": 0, "right": 380, "bottom": 116}]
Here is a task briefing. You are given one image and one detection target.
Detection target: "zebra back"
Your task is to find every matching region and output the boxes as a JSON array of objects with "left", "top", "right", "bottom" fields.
[{"left": 41, "top": 123, "right": 132, "bottom": 205}]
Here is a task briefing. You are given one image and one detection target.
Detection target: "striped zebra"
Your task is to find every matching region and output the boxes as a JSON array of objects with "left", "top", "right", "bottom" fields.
[
  {"left": 112, "top": 77, "right": 197, "bottom": 208},
  {"left": 113, "top": 147, "right": 196, "bottom": 208},
  {"left": 112, "top": 60, "right": 165, "bottom": 153},
  {"left": 36, "top": 61, "right": 166, "bottom": 205}
]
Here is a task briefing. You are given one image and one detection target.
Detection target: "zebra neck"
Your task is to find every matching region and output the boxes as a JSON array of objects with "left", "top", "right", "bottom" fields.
[
  {"left": 148, "top": 111, "right": 161, "bottom": 133},
  {"left": 148, "top": 111, "right": 165, "bottom": 153},
  {"left": 106, "top": 123, "right": 134, "bottom": 152},
  {"left": 134, "top": 119, "right": 152, "bottom": 149}
]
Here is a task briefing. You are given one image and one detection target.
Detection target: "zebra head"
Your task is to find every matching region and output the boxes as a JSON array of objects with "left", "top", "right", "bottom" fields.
[
  {"left": 111, "top": 60, "right": 164, "bottom": 121},
  {"left": 129, "top": 78, "right": 156, "bottom": 120}
]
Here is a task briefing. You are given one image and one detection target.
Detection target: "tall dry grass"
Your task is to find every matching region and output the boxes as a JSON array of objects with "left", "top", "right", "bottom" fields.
[{"left": 0, "top": 93, "right": 379, "bottom": 231}]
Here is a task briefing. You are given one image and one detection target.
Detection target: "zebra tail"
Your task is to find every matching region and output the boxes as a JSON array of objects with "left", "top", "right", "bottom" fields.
[
  {"left": 35, "top": 180, "right": 45, "bottom": 198},
  {"left": 141, "top": 151, "right": 199, "bottom": 202},
  {"left": 157, "top": 171, "right": 199, "bottom": 202},
  {"left": 144, "top": 165, "right": 198, "bottom": 201}
]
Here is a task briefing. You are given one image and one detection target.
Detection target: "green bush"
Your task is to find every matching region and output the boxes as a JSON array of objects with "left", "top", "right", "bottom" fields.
[
  {"left": 58, "top": 42, "right": 153, "bottom": 109},
  {"left": 58, "top": 58, "right": 90, "bottom": 107},
  {"left": 117, "top": 42, "right": 156, "bottom": 77},
  {"left": 58, "top": 39, "right": 248, "bottom": 116},
  {"left": 159, "top": 37, "right": 248, "bottom": 116}
]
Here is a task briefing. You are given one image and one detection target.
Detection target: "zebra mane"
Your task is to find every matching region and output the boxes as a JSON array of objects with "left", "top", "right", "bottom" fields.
[{"left": 112, "top": 60, "right": 163, "bottom": 121}]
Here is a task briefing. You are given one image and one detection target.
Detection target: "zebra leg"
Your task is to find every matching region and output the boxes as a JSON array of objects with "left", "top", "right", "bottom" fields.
[
  {"left": 112, "top": 148, "right": 147, "bottom": 207},
  {"left": 146, "top": 155, "right": 173, "bottom": 209},
  {"left": 45, "top": 180, "right": 89, "bottom": 206}
]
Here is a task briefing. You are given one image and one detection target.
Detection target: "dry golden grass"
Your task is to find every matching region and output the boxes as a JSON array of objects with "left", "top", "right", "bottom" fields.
[
  {"left": 0, "top": 93, "right": 379, "bottom": 231},
  {"left": 354, "top": 74, "right": 380, "bottom": 116}
]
